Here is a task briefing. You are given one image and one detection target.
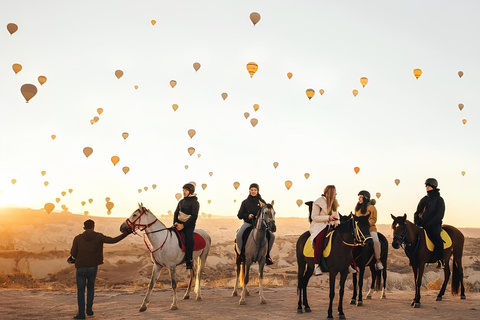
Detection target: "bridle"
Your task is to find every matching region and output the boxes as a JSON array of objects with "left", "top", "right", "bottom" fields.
[
  {"left": 125, "top": 206, "right": 159, "bottom": 234},
  {"left": 339, "top": 217, "right": 372, "bottom": 247},
  {"left": 255, "top": 207, "right": 275, "bottom": 232},
  {"left": 393, "top": 220, "right": 410, "bottom": 248}
]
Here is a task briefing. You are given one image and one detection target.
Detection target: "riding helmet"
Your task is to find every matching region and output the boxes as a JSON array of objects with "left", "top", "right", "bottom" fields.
[
  {"left": 425, "top": 178, "right": 438, "bottom": 188},
  {"left": 358, "top": 190, "right": 370, "bottom": 200},
  {"left": 183, "top": 183, "right": 195, "bottom": 193},
  {"left": 249, "top": 183, "right": 260, "bottom": 191}
]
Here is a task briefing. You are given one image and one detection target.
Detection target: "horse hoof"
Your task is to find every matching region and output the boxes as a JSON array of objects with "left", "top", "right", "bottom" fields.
[
  {"left": 183, "top": 295, "right": 190, "bottom": 300},
  {"left": 305, "top": 307, "right": 311, "bottom": 313},
  {"left": 436, "top": 296, "right": 442, "bottom": 301},
  {"left": 297, "top": 309, "right": 303, "bottom": 314},
  {"left": 260, "top": 299, "right": 267, "bottom": 305},
  {"left": 339, "top": 315, "right": 346, "bottom": 320},
  {"left": 139, "top": 305, "right": 147, "bottom": 312},
  {"left": 196, "top": 296, "right": 202, "bottom": 301},
  {"left": 170, "top": 305, "right": 178, "bottom": 310},
  {"left": 350, "top": 299, "right": 356, "bottom": 305},
  {"left": 327, "top": 317, "right": 334, "bottom": 320},
  {"left": 356, "top": 301, "right": 363, "bottom": 306},
  {"left": 461, "top": 295, "right": 466, "bottom": 300},
  {"left": 366, "top": 295, "right": 372, "bottom": 299},
  {"left": 231, "top": 292, "right": 237, "bottom": 297},
  {"left": 239, "top": 300, "right": 246, "bottom": 305},
  {"left": 414, "top": 303, "right": 420, "bottom": 308}
]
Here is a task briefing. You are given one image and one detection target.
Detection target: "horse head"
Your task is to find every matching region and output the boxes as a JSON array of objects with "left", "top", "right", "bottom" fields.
[
  {"left": 259, "top": 200, "right": 276, "bottom": 233},
  {"left": 391, "top": 213, "right": 408, "bottom": 249},
  {"left": 353, "top": 213, "right": 372, "bottom": 245},
  {"left": 120, "top": 203, "right": 158, "bottom": 233}
]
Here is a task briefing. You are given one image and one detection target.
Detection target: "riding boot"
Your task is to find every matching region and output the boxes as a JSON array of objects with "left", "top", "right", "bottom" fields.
[
  {"left": 266, "top": 232, "right": 274, "bottom": 265},
  {"left": 314, "top": 264, "right": 322, "bottom": 276},
  {"left": 186, "top": 260, "right": 193, "bottom": 269}
]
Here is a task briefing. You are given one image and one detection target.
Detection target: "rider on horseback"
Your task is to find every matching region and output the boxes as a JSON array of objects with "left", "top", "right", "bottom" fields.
[
  {"left": 173, "top": 183, "right": 199, "bottom": 269},
  {"left": 414, "top": 178, "right": 445, "bottom": 268},
  {"left": 236, "top": 183, "right": 275, "bottom": 265}
]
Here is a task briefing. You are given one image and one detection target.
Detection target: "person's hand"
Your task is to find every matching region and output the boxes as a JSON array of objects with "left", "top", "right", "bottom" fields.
[
  {"left": 248, "top": 214, "right": 254, "bottom": 219},
  {"left": 176, "top": 223, "right": 184, "bottom": 231}
]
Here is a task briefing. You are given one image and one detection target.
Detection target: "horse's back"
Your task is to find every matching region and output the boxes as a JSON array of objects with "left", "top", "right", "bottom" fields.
[
  {"left": 442, "top": 225, "right": 464, "bottom": 244},
  {"left": 194, "top": 229, "right": 211, "bottom": 246}
]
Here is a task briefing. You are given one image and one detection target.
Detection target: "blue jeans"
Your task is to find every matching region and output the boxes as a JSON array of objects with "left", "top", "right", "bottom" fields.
[{"left": 76, "top": 266, "right": 98, "bottom": 314}]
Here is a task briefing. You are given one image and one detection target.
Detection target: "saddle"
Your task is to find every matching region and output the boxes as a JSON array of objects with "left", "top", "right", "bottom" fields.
[
  {"left": 424, "top": 229, "right": 452, "bottom": 252},
  {"left": 172, "top": 228, "right": 206, "bottom": 252},
  {"left": 303, "top": 230, "right": 334, "bottom": 259}
]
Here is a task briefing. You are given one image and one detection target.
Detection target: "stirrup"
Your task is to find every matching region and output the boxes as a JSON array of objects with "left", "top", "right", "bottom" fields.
[{"left": 436, "top": 260, "right": 445, "bottom": 269}]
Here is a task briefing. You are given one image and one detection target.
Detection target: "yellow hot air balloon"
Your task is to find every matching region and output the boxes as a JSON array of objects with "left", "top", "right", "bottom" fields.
[
  {"left": 84, "top": 211, "right": 89, "bottom": 216},
  {"left": 413, "top": 68, "right": 422, "bottom": 79},
  {"left": 90, "top": 119, "right": 95, "bottom": 125},
  {"left": 122, "top": 132, "right": 129, "bottom": 139},
  {"left": 152, "top": 184, "right": 157, "bottom": 189},
  {"left": 134, "top": 85, "right": 138, "bottom": 90},
  {"left": 172, "top": 104, "right": 179, "bottom": 111},
  {"left": 51, "top": 134, "right": 56, "bottom": 140},
  {"left": 394, "top": 179, "right": 400, "bottom": 186},
  {"left": 7, "top": 23, "right": 18, "bottom": 35},
  {"left": 122, "top": 166, "right": 129, "bottom": 174},
  {"left": 21, "top": 84, "right": 38, "bottom": 102},
  {"left": 41, "top": 171, "right": 46, "bottom": 176},
  {"left": 44, "top": 181, "right": 49, "bottom": 186},
  {"left": 462, "top": 119, "right": 467, "bottom": 125},
  {"left": 197, "top": 154, "right": 201, "bottom": 158},
  {"left": 170, "top": 80, "right": 177, "bottom": 88},
  {"left": 234, "top": 200, "right": 237, "bottom": 203},
  {"left": 106, "top": 202, "right": 114, "bottom": 211},
  {"left": 44, "top": 203, "right": 55, "bottom": 214},
  {"left": 107, "top": 211, "right": 112, "bottom": 216},
  {"left": 208, "top": 200, "right": 211, "bottom": 204},
  {"left": 88, "top": 198, "right": 93, "bottom": 204},
  {"left": 188, "top": 147, "right": 195, "bottom": 156},
  {"left": 296, "top": 199, "right": 303, "bottom": 207},
  {"left": 38, "top": 76, "right": 47, "bottom": 85},
  {"left": 376, "top": 192, "right": 381, "bottom": 199},
  {"left": 250, "top": 118, "right": 258, "bottom": 127},
  {"left": 233, "top": 182, "right": 240, "bottom": 190},
  {"left": 360, "top": 77, "right": 368, "bottom": 88},
  {"left": 250, "top": 12, "right": 261, "bottom": 26},
  {"left": 209, "top": 172, "right": 213, "bottom": 176},
  {"left": 11, "top": 179, "right": 16, "bottom": 185},
  {"left": 461, "top": 171, "right": 465, "bottom": 176},
  {"left": 458, "top": 103, "right": 464, "bottom": 111},
  {"left": 253, "top": 104, "right": 259, "bottom": 112},
  {"left": 244, "top": 112, "right": 250, "bottom": 119},
  {"left": 55, "top": 198, "right": 61, "bottom": 203},
  {"left": 202, "top": 183, "right": 207, "bottom": 190},
  {"left": 12, "top": 63, "right": 22, "bottom": 74},
  {"left": 111, "top": 156, "right": 119, "bottom": 166},
  {"left": 185, "top": 165, "right": 189, "bottom": 169},
  {"left": 83, "top": 147, "right": 93, "bottom": 158},
  {"left": 246, "top": 62, "right": 258, "bottom": 78},
  {"left": 319, "top": 89, "right": 325, "bottom": 95},
  {"left": 188, "top": 129, "right": 196, "bottom": 138},
  {"left": 189, "top": 181, "right": 196, "bottom": 187},
  {"left": 354, "top": 167, "right": 360, "bottom": 174},
  {"left": 287, "top": 72, "right": 293, "bottom": 79},
  {"left": 193, "top": 62, "right": 201, "bottom": 72},
  {"left": 61, "top": 191, "right": 66, "bottom": 196},
  {"left": 81, "top": 201, "right": 86, "bottom": 206},
  {"left": 105, "top": 197, "right": 110, "bottom": 202},
  {"left": 115, "top": 70, "right": 123, "bottom": 79},
  {"left": 97, "top": 108, "right": 103, "bottom": 115},
  {"left": 175, "top": 193, "right": 182, "bottom": 201},
  {"left": 93, "top": 116, "right": 99, "bottom": 123},
  {"left": 144, "top": 187, "right": 148, "bottom": 191},
  {"left": 458, "top": 71, "right": 463, "bottom": 78},
  {"left": 304, "top": 173, "right": 310, "bottom": 179},
  {"left": 352, "top": 90, "right": 358, "bottom": 97},
  {"left": 151, "top": 20, "right": 156, "bottom": 26},
  {"left": 306, "top": 89, "right": 315, "bottom": 100},
  {"left": 285, "top": 180, "right": 293, "bottom": 190},
  {"left": 273, "top": 162, "right": 278, "bottom": 169}
]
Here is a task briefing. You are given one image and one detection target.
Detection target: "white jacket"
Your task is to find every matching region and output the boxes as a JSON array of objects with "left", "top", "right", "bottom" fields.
[{"left": 309, "top": 196, "right": 339, "bottom": 245}]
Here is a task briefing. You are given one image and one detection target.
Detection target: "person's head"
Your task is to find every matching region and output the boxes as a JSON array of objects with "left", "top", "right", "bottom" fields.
[
  {"left": 323, "top": 185, "right": 338, "bottom": 215},
  {"left": 183, "top": 183, "right": 195, "bottom": 197},
  {"left": 249, "top": 183, "right": 259, "bottom": 197},
  {"left": 356, "top": 190, "right": 370, "bottom": 214},
  {"left": 425, "top": 178, "right": 438, "bottom": 191},
  {"left": 84, "top": 219, "right": 95, "bottom": 230}
]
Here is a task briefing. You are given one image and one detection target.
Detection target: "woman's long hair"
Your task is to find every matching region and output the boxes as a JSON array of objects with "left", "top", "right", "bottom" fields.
[{"left": 323, "top": 185, "right": 339, "bottom": 215}]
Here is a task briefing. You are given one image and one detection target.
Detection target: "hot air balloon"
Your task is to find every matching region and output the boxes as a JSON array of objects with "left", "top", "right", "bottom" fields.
[
  {"left": 354, "top": 167, "right": 360, "bottom": 174},
  {"left": 319, "top": 89, "right": 325, "bottom": 95},
  {"left": 250, "top": 118, "right": 258, "bottom": 127},
  {"left": 360, "top": 77, "right": 368, "bottom": 88},
  {"left": 188, "top": 147, "right": 195, "bottom": 156},
  {"left": 287, "top": 72, "right": 293, "bottom": 79},
  {"left": 21, "top": 84, "right": 38, "bottom": 102},
  {"left": 462, "top": 119, "right": 467, "bottom": 125},
  {"left": 185, "top": 165, "right": 189, "bottom": 170},
  {"left": 189, "top": 181, "right": 196, "bottom": 187},
  {"left": 51, "top": 135, "right": 56, "bottom": 140},
  {"left": 55, "top": 198, "right": 61, "bottom": 203},
  {"left": 97, "top": 108, "right": 103, "bottom": 115},
  {"left": 106, "top": 202, "right": 114, "bottom": 211},
  {"left": 12, "top": 63, "right": 22, "bottom": 74},
  {"left": 88, "top": 198, "right": 93, "bottom": 204},
  {"left": 352, "top": 90, "right": 358, "bottom": 97},
  {"left": 144, "top": 187, "right": 148, "bottom": 191},
  {"left": 221, "top": 93, "right": 228, "bottom": 100},
  {"left": 233, "top": 182, "right": 240, "bottom": 190},
  {"left": 134, "top": 85, "right": 138, "bottom": 90},
  {"left": 61, "top": 191, "right": 66, "bottom": 196},
  {"left": 458, "top": 71, "right": 463, "bottom": 78},
  {"left": 246, "top": 62, "right": 258, "bottom": 77},
  {"left": 151, "top": 20, "right": 156, "bottom": 26},
  {"left": 285, "top": 180, "right": 293, "bottom": 190},
  {"left": 250, "top": 12, "right": 261, "bottom": 26},
  {"left": 38, "top": 76, "right": 47, "bottom": 85},
  {"left": 461, "top": 171, "right": 465, "bottom": 176},
  {"left": 122, "top": 166, "right": 129, "bottom": 174},
  {"left": 61, "top": 204, "right": 68, "bottom": 211},
  {"left": 458, "top": 103, "right": 464, "bottom": 111},
  {"left": 244, "top": 112, "right": 250, "bottom": 119},
  {"left": 7, "top": 23, "right": 18, "bottom": 35},
  {"left": 111, "top": 156, "right": 119, "bottom": 166},
  {"left": 209, "top": 172, "right": 213, "bottom": 177},
  {"left": 197, "top": 154, "right": 201, "bottom": 158},
  {"left": 296, "top": 199, "right": 303, "bottom": 207},
  {"left": 44, "top": 203, "right": 55, "bottom": 214},
  {"left": 413, "top": 68, "right": 422, "bottom": 79},
  {"left": 115, "top": 70, "right": 123, "bottom": 79},
  {"left": 122, "top": 132, "right": 129, "bottom": 139},
  {"left": 273, "top": 162, "right": 278, "bottom": 169},
  {"left": 253, "top": 104, "right": 259, "bottom": 112},
  {"left": 304, "top": 173, "right": 310, "bottom": 179},
  {"left": 306, "top": 89, "right": 315, "bottom": 100},
  {"left": 84, "top": 211, "right": 89, "bottom": 216},
  {"left": 172, "top": 104, "right": 179, "bottom": 111},
  {"left": 188, "top": 129, "right": 196, "bottom": 138},
  {"left": 170, "top": 80, "right": 177, "bottom": 88},
  {"left": 376, "top": 192, "right": 381, "bottom": 199},
  {"left": 105, "top": 197, "right": 110, "bottom": 202},
  {"left": 90, "top": 119, "right": 95, "bottom": 125},
  {"left": 208, "top": 200, "right": 211, "bottom": 204},
  {"left": 193, "top": 62, "right": 201, "bottom": 72},
  {"left": 11, "top": 179, "right": 16, "bottom": 185},
  {"left": 41, "top": 171, "right": 46, "bottom": 176},
  {"left": 93, "top": 116, "right": 99, "bottom": 123},
  {"left": 175, "top": 193, "right": 182, "bottom": 201},
  {"left": 202, "top": 184, "right": 207, "bottom": 190},
  {"left": 394, "top": 179, "right": 400, "bottom": 186},
  {"left": 83, "top": 147, "right": 93, "bottom": 158},
  {"left": 44, "top": 181, "right": 49, "bottom": 186},
  {"left": 81, "top": 201, "right": 86, "bottom": 206}
]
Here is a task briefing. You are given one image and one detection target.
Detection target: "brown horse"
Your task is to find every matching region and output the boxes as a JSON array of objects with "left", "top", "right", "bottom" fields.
[
  {"left": 391, "top": 214, "right": 466, "bottom": 308},
  {"left": 296, "top": 211, "right": 372, "bottom": 319}
]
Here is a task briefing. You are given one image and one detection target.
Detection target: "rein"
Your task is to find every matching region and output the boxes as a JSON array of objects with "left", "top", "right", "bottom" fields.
[
  {"left": 338, "top": 218, "right": 370, "bottom": 247},
  {"left": 252, "top": 207, "right": 272, "bottom": 262},
  {"left": 394, "top": 221, "right": 420, "bottom": 268}
]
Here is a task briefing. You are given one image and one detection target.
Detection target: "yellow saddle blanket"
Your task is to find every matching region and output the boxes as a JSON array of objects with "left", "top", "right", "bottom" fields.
[
  {"left": 303, "top": 231, "right": 334, "bottom": 258},
  {"left": 425, "top": 229, "right": 452, "bottom": 251}
]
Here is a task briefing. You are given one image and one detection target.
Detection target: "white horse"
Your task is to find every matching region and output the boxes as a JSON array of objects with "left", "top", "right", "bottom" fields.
[{"left": 120, "top": 204, "right": 211, "bottom": 311}]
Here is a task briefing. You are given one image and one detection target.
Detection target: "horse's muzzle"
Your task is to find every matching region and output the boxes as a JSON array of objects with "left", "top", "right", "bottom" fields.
[
  {"left": 269, "top": 221, "right": 276, "bottom": 233},
  {"left": 120, "top": 222, "right": 128, "bottom": 233},
  {"left": 392, "top": 241, "right": 400, "bottom": 249}
]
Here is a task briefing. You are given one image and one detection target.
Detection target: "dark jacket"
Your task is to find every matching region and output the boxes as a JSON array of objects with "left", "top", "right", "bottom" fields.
[
  {"left": 237, "top": 194, "right": 266, "bottom": 224},
  {"left": 70, "top": 230, "right": 128, "bottom": 268},
  {"left": 414, "top": 188, "right": 445, "bottom": 230},
  {"left": 173, "top": 195, "right": 199, "bottom": 229}
]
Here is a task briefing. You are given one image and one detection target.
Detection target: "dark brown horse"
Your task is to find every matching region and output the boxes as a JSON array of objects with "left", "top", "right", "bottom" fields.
[
  {"left": 296, "top": 210, "right": 372, "bottom": 319},
  {"left": 391, "top": 214, "right": 466, "bottom": 308}
]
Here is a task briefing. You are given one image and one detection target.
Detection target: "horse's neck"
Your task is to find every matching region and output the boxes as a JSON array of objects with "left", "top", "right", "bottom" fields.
[
  {"left": 254, "top": 215, "right": 265, "bottom": 232},
  {"left": 406, "top": 220, "right": 420, "bottom": 244},
  {"left": 145, "top": 219, "right": 168, "bottom": 246}
]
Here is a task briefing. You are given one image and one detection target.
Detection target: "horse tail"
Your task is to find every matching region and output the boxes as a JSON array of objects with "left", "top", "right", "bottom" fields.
[
  {"left": 296, "top": 231, "right": 310, "bottom": 290},
  {"left": 452, "top": 261, "right": 460, "bottom": 295},
  {"left": 239, "top": 262, "right": 245, "bottom": 287},
  {"left": 374, "top": 270, "right": 382, "bottom": 291}
]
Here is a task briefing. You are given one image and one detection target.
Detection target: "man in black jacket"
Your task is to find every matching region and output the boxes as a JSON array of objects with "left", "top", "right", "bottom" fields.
[
  {"left": 173, "top": 183, "right": 199, "bottom": 269},
  {"left": 414, "top": 178, "right": 445, "bottom": 268}
]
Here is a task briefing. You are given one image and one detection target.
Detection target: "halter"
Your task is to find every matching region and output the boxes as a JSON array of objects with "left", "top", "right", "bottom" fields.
[
  {"left": 252, "top": 206, "right": 275, "bottom": 262},
  {"left": 392, "top": 219, "right": 421, "bottom": 267},
  {"left": 125, "top": 206, "right": 159, "bottom": 233},
  {"left": 393, "top": 220, "right": 410, "bottom": 248},
  {"left": 339, "top": 217, "right": 371, "bottom": 247}
]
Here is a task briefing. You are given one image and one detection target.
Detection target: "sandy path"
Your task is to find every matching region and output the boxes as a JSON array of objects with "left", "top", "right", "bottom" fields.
[{"left": 1, "top": 287, "right": 478, "bottom": 320}]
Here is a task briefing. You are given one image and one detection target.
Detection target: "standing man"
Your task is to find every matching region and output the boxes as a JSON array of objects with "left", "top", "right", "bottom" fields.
[
  {"left": 173, "top": 183, "right": 199, "bottom": 269},
  {"left": 414, "top": 178, "right": 446, "bottom": 268},
  {"left": 70, "top": 219, "right": 131, "bottom": 319}
]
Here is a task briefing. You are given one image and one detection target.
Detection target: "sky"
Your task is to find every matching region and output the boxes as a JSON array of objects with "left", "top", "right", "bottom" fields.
[{"left": 1, "top": 0, "right": 479, "bottom": 227}]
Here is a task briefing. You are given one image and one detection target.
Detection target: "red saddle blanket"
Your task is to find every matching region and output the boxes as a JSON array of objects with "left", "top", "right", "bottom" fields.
[{"left": 173, "top": 229, "right": 206, "bottom": 252}]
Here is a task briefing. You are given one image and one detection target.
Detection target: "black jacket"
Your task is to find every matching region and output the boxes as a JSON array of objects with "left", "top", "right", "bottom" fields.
[
  {"left": 174, "top": 195, "right": 199, "bottom": 229},
  {"left": 414, "top": 189, "right": 445, "bottom": 229},
  {"left": 237, "top": 194, "right": 266, "bottom": 224}
]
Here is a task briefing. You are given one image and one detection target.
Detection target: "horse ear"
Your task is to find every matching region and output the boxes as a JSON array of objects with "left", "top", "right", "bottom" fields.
[
  {"left": 271, "top": 200, "right": 274, "bottom": 206},
  {"left": 138, "top": 203, "right": 141, "bottom": 208},
  {"left": 259, "top": 201, "right": 266, "bottom": 208},
  {"left": 390, "top": 214, "right": 396, "bottom": 220},
  {"left": 403, "top": 213, "right": 407, "bottom": 220}
]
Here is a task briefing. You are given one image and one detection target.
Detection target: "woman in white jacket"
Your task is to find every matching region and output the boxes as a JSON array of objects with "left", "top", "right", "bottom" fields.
[{"left": 310, "top": 185, "right": 340, "bottom": 275}]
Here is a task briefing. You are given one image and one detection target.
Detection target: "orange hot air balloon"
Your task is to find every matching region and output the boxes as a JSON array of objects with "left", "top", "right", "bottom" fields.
[
  {"left": 61, "top": 205, "right": 68, "bottom": 211},
  {"left": 51, "top": 134, "right": 56, "bottom": 140},
  {"left": 246, "top": 62, "right": 258, "bottom": 77},
  {"left": 84, "top": 211, "right": 89, "bottom": 216},
  {"left": 175, "top": 193, "right": 182, "bottom": 201},
  {"left": 44, "top": 181, "right": 49, "bottom": 186},
  {"left": 285, "top": 180, "right": 293, "bottom": 190},
  {"left": 354, "top": 167, "right": 360, "bottom": 174},
  {"left": 21, "top": 84, "right": 38, "bottom": 102},
  {"left": 188, "top": 129, "right": 196, "bottom": 138},
  {"left": 304, "top": 173, "right": 310, "bottom": 179},
  {"left": 44, "top": 203, "right": 55, "bottom": 214},
  {"left": 81, "top": 201, "right": 86, "bottom": 206},
  {"left": 55, "top": 198, "right": 61, "bottom": 203},
  {"left": 244, "top": 112, "right": 250, "bottom": 119},
  {"left": 233, "top": 182, "right": 240, "bottom": 190},
  {"left": 115, "top": 70, "right": 123, "bottom": 79},
  {"left": 106, "top": 202, "right": 114, "bottom": 211},
  {"left": 193, "top": 62, "right": 201, "bottom": 72},
  {"left": 188, "top": 147, "right": 195, "bottom": 156},
  {"left": 38, "top": 76, "right": 47, "bottom": 85},
  {"left": 90, "top": 119, "right": 95, "bottom": 125},
  {"left": 360, "top": 77, "right": 368, "bottom": 88},
  {"left": 68, "top": 188, "right": 73, "bottom": 193},
  {"left": 458, "top": 71, "right": 463, "bottom": 78},
  {"left": 11, "top": 179, "right": 16, "bottom": 185},
  {"left": 209, "top": 172, "right": 213, "bottom": 177},
  {"left": 273, "top": 162, "right": 279, "bottom": 169},
  {"left": 461, "top": 171, "right": 465, "bottom": 176},
  {"left": 413, "top": 68, "right": 422, "bottom": 79},
  {"left": 152, "top": 184, "right": 157, "bottom": 189},
  {"left": 296, "top": 199, "right": 303, "bottom": 207},
  {"left": 144, "top": 187, "right": 148, "bottom": 191},
  {"left": 61, "top": 191, "right": 66, "bottom": 196},
  {"left": 458, "top": 103, "right": 464, "bottom": 111},
  {"left": 83, "top": 147, "right": 93, "bottom": 158},
  {"left": 253, "top": 104, "right": 259, "bottom": 112},
  {"left": 189, "top": 181, "right": 196, "bottom": 187},
  {"left": 208, "top": 200, "right": 211, "bottom": 204},
  {"left": 352, "top": 90, "right": 359, "bottom": 97},
  {"left": 221, "top": 93, "right": 228, "bottom": 100},
  {"left": 7, "top": 23, "right": 18, "bottom": 35},
  {"left": 122, "top": 166, "right": 129, "bottom": 174},
  {"left": 287, "top": 72, "right": 293, "bottom": 79},
  {"left": 105, "top": 197, "right": 110, "bottom": 202},
  {"left": 172, "top": 104, "right": 179, "bottom": 111},
  {"left": 201, "top": 183, "right": 207, "bottom": 190},
  {"left": 306, "top": 89, "right": 315, "bottom": 100},
  {"left": 250, "top": 12, "right": 261, "bottom": 26},
  {"left": 197, "top": 154, "right": 201, "bottom": 158},
  {"left": 97, "top": 108, "right": 103, "bottom": 115},
  {"left": 134, "top": 85, "right": 138, "bottom": 90},
  {"left": 185, "top": 165, "right": 189, "bottom": 170},
  {"left": 151, "top": 20, "right": 156, "bottom": 26},
  {"left": 122, "top": 132, "right": 129, "bottom": 139},
  {"left": 111, "top": 156, "right": 120, "bottom": 166},
  {"left": 462, "top": 119, "right": 467, "bottom": 125},
  {"left": 41, "top": 171, "right": 46, "bottom": 176},
  {"left": 138, "top": 189, "right": 142, "bottom": 193},
  {"left": 250, "top": 118, "right": 258, "bottom": 127},
  {"left": 170, "top": 80, "right": 177, "bottom": 88},
  {"left": 319, "top": 89, "right": 325, "bottom": 95},
  {"left": 394, "top": 179, "right": 400, "bottom": 186},
  {"left": 88, "top": 198, "right": 93, "bottom": 204},
  {"left": 376, "top": 192, "right": 381, "bottom": 199},
  {"left": 12, "top": 63, "right": 22, "bottom": 74},
  {"left": 93, "top": 116, "right": 99, "bottom": 123}
]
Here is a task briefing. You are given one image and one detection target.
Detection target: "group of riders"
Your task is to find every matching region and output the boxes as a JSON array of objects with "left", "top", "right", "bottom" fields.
[{"left": 174, "top": 178, "right": 445, "bottom": 272}]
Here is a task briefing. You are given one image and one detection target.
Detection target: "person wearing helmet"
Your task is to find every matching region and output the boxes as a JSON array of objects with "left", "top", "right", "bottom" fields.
[
  {"left": 414, "top": 178, "right": 445, "bottom": 268},
  {"left": 355, "top": 190, "right": 383, "bottom": 270},
  {"left": 173, "top": 183, "right": 199, "bottom": 269},
  {"left": 236, "top": 183, "right": 275, "bottom": 265}
]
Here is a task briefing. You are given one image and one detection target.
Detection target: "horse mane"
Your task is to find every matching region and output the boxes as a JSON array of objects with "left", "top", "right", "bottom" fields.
[{"left": 305, "top": 201, "right": 314, "bottom": 223}]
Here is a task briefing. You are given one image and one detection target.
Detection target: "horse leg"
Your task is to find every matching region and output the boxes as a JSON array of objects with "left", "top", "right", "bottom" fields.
[
  {"left": 239, "top": 262, "right": 249, "bottom": 305},
  {"left": 350, "top": 272, "right": 358, "bottom": 305},
  {"left": 436, "top": 251, "right": 451, "bottom": 301},
  {"left": 381, "top": 267, "right": 387, "bottom": 299},
  {"left": 169, "top": 266, "right": 179, "bottom": 310},
  {"left": 303, "top": 266, "right": 313, "bottom": 313},
  {"left": 232, "top": 258, "right": 241, "bottom": 297},
  {"left": 366, "top": 265, "right": 374, "bottom": 299},
  {"left": 410, "top": 265, "right": 418, "bottom": 306},
  {"left": 327, "top": 271, "right": 336, "bottom": 319},
  {"left": 139, "top": 264, "right": 162, "bottom": 312},
  {"left": 357, "top": 266, "right": 365, "bottom": 306},
  {"left": 338, "top": 271, "right": 348, "bottom": 319},
  {"left": 413, "top": 265, "right": 425, "bottom": 308},
  {"left": 258, "top": 260, "right": 266, "bottom": 304},
  {"left": 297, "top": 260, "right": 305, "bottom": 313},
  {"left": 183, "top": 268, "right": 195, "bottom": 300}
]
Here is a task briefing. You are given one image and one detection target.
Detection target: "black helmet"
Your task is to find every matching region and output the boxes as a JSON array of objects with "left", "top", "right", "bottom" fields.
[
  {"left": 249, "top": 183, "right": 260, "bottom": 191},
  {"left": 183, "top": 183, "right": 195, "bottom": 193},
  {"left": 358, "top": 190, "right": 370, "bottom": 200},
  {"left": 425, "top": 178, "right": 438, "bottom": 188}
]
